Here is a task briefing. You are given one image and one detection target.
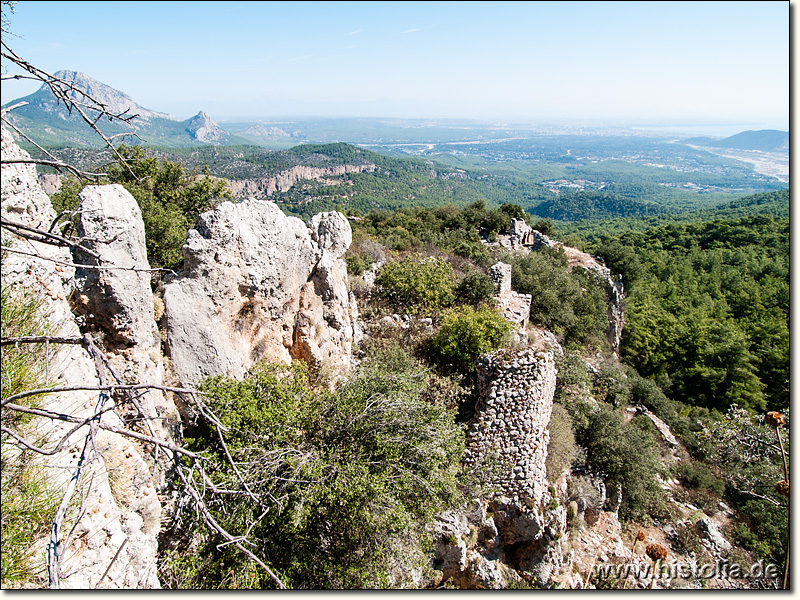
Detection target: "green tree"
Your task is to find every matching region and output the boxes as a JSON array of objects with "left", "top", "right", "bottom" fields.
[
  {"left": 579, "top": 405, "right": 665, "bottom": 522},
  {"left": 454, "top": 270, "right": 496, "bottom": 306},
  {"left": 175, "top": 346, "right": 465, "bottom": 589},
  {"left": 49, "top": 146, "right": 231, "bottom": 270}
]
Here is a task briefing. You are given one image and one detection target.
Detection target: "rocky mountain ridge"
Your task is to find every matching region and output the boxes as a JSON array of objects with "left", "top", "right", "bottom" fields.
[
  {"left": 184, "top": 111, "right": 235, "bottom": 145},
  {"left": 2, "top": 71, "right": 247, "bottom": 148},
  {"left": 48, "top": 70, "right": 176, "bottom": 123}
]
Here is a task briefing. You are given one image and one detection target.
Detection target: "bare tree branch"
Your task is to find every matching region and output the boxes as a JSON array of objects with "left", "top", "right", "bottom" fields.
[
  {"left": 0, "top": 112, "right": 106, "bottom": 180},
  {"left": 1, "top": 216, "right": 101, "bottom": 258},
  {"left": 173, "top": 460, "right": 287, "bottom": 589},
  {"left": 3, "top": 401, "right": 207, "bottom": 461},
  {"left": 2, "top": 383, "right": 206, "bottom": 407},
  {"left": 1, "top": 335, "right": 85, "bottom": 346},
  {"left": 1, "top": 40, "right": 140, "bottom": 178},
  {"left": 0, "top": 245, "right": 178, "bottom": 275}
]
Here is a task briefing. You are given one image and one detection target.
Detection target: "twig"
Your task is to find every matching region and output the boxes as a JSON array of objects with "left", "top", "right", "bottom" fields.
[
  {"left": 0, "top": 158, "right": 104, "bottom": 178},
  {"left": 2, "top": 383, "right": 206, "bottom": 407},
  {"left": 1, "top": 335, "right": 85, "bottom": 346},
  {"left": 173, "top": 459, "right": 286, "bottom": 589},
  {"left": 95, "top": 537, "right": 128, "bottom": 588},
  {"left": 2, "top": 402, "right": 207, "bottom": 461},
  {"left": 1, "top": 217, "right": 100, "bottom": 258},
  {"left": 0, "top": 245, "right": 177, "bottom": 275},
  {"left": 0, "top": 114, "right": 103, "bottom": 180}
]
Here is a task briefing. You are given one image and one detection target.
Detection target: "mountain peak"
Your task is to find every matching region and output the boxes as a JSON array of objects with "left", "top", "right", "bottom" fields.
[
  {"left": 185, "top": 110, "right": 231, "bottom": 144},
  {"left": 47, "top": 70, "right": 175, "bottom": 122}
]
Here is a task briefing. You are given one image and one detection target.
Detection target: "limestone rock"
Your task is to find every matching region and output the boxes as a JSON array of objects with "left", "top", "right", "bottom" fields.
[
  {"left": 696, "top": 517, "right": 732, "bottom": 553},
  {"left": 163, "top": 199, "right": 359, "bottom": 386},
  {"left": 225, "top": 163, "right": 377, "bottom": 199},
  {"left": 74, "top": 184, "right": 178, "bottom": 445},
  {"left": 1, "top": 129, "right": 164, "bottom": 588}
]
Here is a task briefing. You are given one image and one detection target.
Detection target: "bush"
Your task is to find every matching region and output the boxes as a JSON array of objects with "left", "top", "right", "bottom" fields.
[
  {"left": 454, "top": 270, "right": 496, "bottom": 306},
  {"left": 176, "top": 346, "right": 466, "bottom": 589},
  {"left": 375, "top": 255, "right": 455, "bottom": 313},
  {"left": 593, "top": 362, "right": 631, "bottom": 407},
  {"left": 579, "top": 406, "right": 665, "bottom": 521},
  {"left": 49, "top": 146, "right": 231, "bottom": 270},
  {"left": 546, "top": 403, "right": 581, "bottom": 483},
  {"left": 1, "top": 284, "right": 60, "bottom": 587},
  {"left": 427, "top": 305, "right": 513, "bottom": 376},
  {"left": 511, "top": 251, "right": 609, "bottom": 347}
]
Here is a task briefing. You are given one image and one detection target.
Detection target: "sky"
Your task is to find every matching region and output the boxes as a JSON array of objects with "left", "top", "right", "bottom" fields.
[{"left": 0, "top": 1, "right": 790, "bottom": 129}]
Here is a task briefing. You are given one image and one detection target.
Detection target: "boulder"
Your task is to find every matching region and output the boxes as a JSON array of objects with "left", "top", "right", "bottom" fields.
[{"left": 163, "top": 199, "right": 359, "bottom": 386}]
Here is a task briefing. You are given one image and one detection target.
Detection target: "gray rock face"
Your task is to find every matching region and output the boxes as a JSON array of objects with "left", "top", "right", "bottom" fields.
[
  {"left": 185, "top": 111, "right": 231, "bottom": 144},
  {"left": 1, "top": 129, "right": 165, "bottom": 588},
  {"left": 225, "top": 163, "right": 377, "bottom": 199},
  {"left": 52, "top": 70, "right": 175, "bottom": 122},
  {"left": 75, "top": 184, "right": 178, "bottom": 443},
  {"left": 163, "top": 199, "right": 359, "bottom": 386},
  {"left": 696, "top": 517, "right": 732, "bottom": 553}
]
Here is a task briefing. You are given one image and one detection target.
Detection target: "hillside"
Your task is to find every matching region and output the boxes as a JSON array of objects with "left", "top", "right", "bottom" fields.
[
  {"left": 3, "top": 125, "right": 790, "bottom": 589},
  {"left": 686, "top": 129, "right": 789, "bottom": 152}
]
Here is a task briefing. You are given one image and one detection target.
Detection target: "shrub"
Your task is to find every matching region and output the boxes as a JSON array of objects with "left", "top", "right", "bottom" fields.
[
  {"left": 346, "top": 253, "right": 373, "bottom": 276},
  {"left": 546, "top": 403, "right": 582, "bottom": 483},
  {"left": 375, "top": 255, "right": 455, "bottom": 313},
  {"left": 593, "top": 362, "right": 631, "bottom": 407},
  {"left": 176, "top": 345, "right": 466, "bottom": 589},
  {"left": 532, "top": 219, "right": 554, "bottom": 237},
  {"left": 579, "top": 406, "right": 665, "bottom": 521},
  {"left": 1, "top": 284, "right": 60, "bottom": 587},
  {"left": 511, "top": 250, "right": 608, "bottom": 347},
  {"left": 49, "top": 146, "right": 231, "bottom": 270},
  {"left": 454, "top": 270, "right": 496, "bottom": 306},
  {"left": 427, "top": 305, "right": 513, "bottom": 376}
]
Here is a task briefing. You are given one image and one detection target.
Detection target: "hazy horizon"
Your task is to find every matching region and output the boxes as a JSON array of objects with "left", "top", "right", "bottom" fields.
[{"left": 1, "top": 1, "right": 789, "bottom": 131}]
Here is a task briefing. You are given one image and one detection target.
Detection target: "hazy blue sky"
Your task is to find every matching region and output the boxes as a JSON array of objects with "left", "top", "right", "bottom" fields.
[{"left": 1, "top": 1, "right": 789, "bottom": 128}]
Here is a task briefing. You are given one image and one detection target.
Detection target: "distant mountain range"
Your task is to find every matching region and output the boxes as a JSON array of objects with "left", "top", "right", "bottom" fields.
[
  {"left": 1, "top": 70, "right": 248, "bottom": 148},
  {"left": 1, "top": 70, "right": 790, "bottom": 154},
  {"left": 685, "top": 129, "right": 789, "bottom": 152}
]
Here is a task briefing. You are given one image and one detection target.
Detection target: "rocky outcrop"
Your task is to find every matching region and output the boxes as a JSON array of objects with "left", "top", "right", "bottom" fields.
[
  {"left": 1, "top": 129, "right": 166, "bottom": 588},
  {"left": 74, "top": 184, "right": 178, "bottom": 444},
  {"left": 50, "top": 70, "right": 176, "bottom": 122},
  {"left": 185, "top": 111, "right": 232, "bottom": 145},
  {"left": 225, "top": 163, "right": 376, "bottom": 199},
  {"left": 163, "top": 199, "right": 359, "bottom": 387}
]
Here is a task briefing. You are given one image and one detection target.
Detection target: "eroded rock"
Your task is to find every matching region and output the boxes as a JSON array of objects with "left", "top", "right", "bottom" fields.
[
  {"left": 1, "top": 129, "right": 165, "bottom": 588},
  {"left": 163, "top": 199, "right": 359, "bottom": 386}
]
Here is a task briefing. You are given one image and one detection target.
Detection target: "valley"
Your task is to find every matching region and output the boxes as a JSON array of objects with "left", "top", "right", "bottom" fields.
[{"left": 1, "top": 66, "right": 790, "bottom": 591}]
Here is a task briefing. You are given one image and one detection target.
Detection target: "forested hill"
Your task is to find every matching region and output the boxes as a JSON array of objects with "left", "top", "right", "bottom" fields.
[
  {"left": 552, "top": 189, "right": 789, "bottom": 242},
  {"left": 592, "top": 210, "right": 789, "bottom": 413},
  {"left": 686, "top": 129, "right": 789, "bottom": 152},
  {"left": 41, "top": 140, "right": 786, "bottom": 223}
]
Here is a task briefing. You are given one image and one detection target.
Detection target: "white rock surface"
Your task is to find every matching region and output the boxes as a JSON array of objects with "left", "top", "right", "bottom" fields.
[
  {"left": 1, "top": 129, "right": 164, "bottom": 588},
  {"left": 163, "top": 199, "right": 359, "bottom": 386}
]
